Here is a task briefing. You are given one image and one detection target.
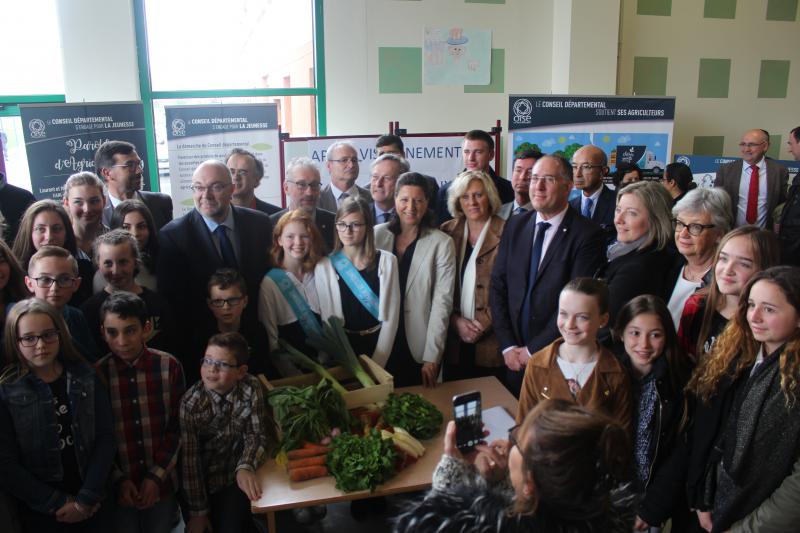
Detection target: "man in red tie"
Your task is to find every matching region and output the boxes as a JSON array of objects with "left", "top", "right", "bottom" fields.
[{"left": 714, "top": 129, "right": 788, "bottom": 230}]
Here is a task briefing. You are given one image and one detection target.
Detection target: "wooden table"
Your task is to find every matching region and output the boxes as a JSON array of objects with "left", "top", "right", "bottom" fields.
[{"left": 251, "top": 376, "right": 518, "bottom": 533}]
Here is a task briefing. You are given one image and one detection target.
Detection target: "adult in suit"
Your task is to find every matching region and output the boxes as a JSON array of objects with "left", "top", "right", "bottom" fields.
[
  {"left": 317, "top": 140, "right": 371, "bottom": 212},
  {"left": 568, "top": 144, "right": 617, "bottom": 244},
  {"left": 714, "top": 129, "right": 788, "bottom": 230},
  {"left": 490, "top": 155, "right": 606, "bottom": 396},
  {"left": 157, "top": 160, "right": 272, "bottom": 381},
  {"left": 94, "top": 140, "right": 173, "bottom": 229},
  {"left": 436, "top": 130, "right": 514, "bottom": 225},
  {"left": 374, "top": 173, "right": 455, "bottom": 387},
  {"left": 226, "top": 147, "right": 281, "bottom": 215},
  {"left": 375, "top": 134, "right": 439, "bottom": 209},
  {"left": 0, "top": 171, "right": 35, "bottom": 244},
  {"left": 778, "top": 126, "right": 800, "bottom": 265},
  {"left": 369, "top": 153, "right": 408, "bottom": 224},
  {"left": 270, "top": 157, "right": 336, "bottom": 252},
  {"left": 497, "top": 149, "right": 541, "bottom": 220}
]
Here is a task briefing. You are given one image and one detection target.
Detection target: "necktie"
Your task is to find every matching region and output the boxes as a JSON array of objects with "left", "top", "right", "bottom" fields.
[
  {"left": 382, "top": 212, "right": 391, "bottom": 223},
  {"left": 514, "top": 206, "right": 526, "bottom": 216},
  {"left": 746, "top": 165, "right": 759, "bottom": 224},
  {"left": 582, "top": 197, "right": 593, "bottom": 219},
  {"left": 215, "top": 225, "right": 238, "bottom": 268},
  {"left": 520, "top": 221, "right": 551, "bottom": 343},
  {"left": 338, "top": 191, "right": 349, "bottom": 207}
]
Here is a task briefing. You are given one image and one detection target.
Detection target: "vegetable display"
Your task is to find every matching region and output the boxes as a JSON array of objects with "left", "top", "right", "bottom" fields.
[
  {"left": 277, "top": 339, "right": 347, "bottom": 394},
  {"left": 306, "top": 317, "right": 376, "bottom": 388},
  {"left": 381, "top": 393, "right": 443, "bottom": 440},
  {"left": 326, "top": 430, "right": 397, "bottom": 492}
]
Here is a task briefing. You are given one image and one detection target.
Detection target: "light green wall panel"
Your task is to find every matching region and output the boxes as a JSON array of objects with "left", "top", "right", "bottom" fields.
[
  {"left": 637, "top": 0, "right": 672, "bottom": 16},
  {"left": 704, "top": 0, "right": 737, "bottom": 19},
  {"left": 378, "top": 47, "right": 422, "bottom": 94},
  {"left": 758, "top": 60, "right": 791, "bottom": 98},
  {"left": 693, "top": 136, "right": 725, "bottom": 155},
  {"left": 766, "top": 0, "right": 798, "bottom": 21},
  {"left": 633, "top": 56, "right": 668, "bottom": 95},
  {"left": 465, "top": 0, "right": 506, "bottom": 3},
  {"left": 698, "top": 58, "right": 731, "bottom": 98},
  {"left": 464, "top": 49, "right": 505, "bottom": 93},
  {"left": 767, "top": 135, "right": 782, "bottom": 158}
]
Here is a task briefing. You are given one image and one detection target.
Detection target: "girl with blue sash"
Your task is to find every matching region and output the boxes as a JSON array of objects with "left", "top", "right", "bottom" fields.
[
  {"left": 259, "top": 210, "right": 327, "bottom": 376},
  {"left": 315, "top": 197, "right": 400, "bottom": 367}
]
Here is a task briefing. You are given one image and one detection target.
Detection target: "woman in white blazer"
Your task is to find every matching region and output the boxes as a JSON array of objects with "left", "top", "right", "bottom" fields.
[
  {"left": 315, "top": 197, "right": 400, "bottom": 369},
  {"left": 374, "top": 173, "right": 455, "bottom": 387}
]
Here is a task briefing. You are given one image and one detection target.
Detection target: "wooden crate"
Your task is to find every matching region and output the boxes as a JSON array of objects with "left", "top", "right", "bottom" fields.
[{"left": 258, "top": 355, "right": 394, "bottom": 409}]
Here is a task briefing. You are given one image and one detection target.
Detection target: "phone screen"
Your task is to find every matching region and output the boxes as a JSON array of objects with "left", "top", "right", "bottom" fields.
[{"left": 454, "top": 392, "right": 482, "bottom": 451}]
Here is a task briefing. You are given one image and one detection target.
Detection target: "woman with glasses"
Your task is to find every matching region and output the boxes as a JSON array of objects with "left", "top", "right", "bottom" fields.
[
  {"left": 665, "top": 187, "right": 732, "bottom": 328},
  {"left": 374, "top": 173, "right": 455, "bottom": 387},
  {"left": 394, "top": 399, "right": 634, "bottom": 533},
  {"left": 661, "top": 162, "right": 697, "bottom": 206},
  {"left": 0, "top": 298, "right": 114, "bottom": 532},
  {"left": 315, "top": 197, "right": 399, "bottom": 367}
]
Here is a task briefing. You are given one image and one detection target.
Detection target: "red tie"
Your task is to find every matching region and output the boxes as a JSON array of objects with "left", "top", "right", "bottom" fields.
[{"left": 746, "top": 165, "right": 759, "bottom": 224}]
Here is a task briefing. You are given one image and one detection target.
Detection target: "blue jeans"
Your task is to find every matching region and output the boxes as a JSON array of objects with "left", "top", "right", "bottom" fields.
[{"left": 113, "top": 494, "right": 178, "bottom": 533}]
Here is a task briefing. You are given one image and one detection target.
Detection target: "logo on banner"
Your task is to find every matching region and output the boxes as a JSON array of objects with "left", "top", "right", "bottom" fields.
[
  {"left": 171, "top": 118, "right": 186, "bottom": 137},
  {"left": 512, "top": 99, "right": 533, "bottom": 125},
  {"left": 677, "top": 155, "right": 691, "bottom": 166},
  {"left": 28, "top": 119, "right": 46, "bottom": 139}
]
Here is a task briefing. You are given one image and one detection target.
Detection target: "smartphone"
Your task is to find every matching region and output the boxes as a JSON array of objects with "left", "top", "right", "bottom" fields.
[{"left": 453, "top": 391, "right": 482, "bottom": 452}]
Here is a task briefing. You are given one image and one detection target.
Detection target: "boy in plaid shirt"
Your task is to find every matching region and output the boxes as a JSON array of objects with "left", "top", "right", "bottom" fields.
[
  {"left": 95, "top": 291, "right": 185, "bottom": 532},
  {"left": 180, "top": 332, "right": 277, "bottom": 533}
]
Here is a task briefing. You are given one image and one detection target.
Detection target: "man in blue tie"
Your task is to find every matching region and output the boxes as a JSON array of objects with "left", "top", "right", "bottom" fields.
[
  {"left": 369, "top": 153, "right": 408, "bottom": 224},
  {"left": 569, "top": 144, "right": 617, "bottom": 244},
  {"left": 490, "top": 155, "right": 605, "bottom": 395}
]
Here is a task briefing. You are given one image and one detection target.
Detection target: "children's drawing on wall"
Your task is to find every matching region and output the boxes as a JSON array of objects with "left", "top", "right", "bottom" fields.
[{"left": 424, "top": 27, "right": 491, "bottom": 85}]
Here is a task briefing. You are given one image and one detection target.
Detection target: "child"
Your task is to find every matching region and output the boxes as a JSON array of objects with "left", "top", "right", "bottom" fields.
[
  {"left": 516, "top": 277, "right": 631, "bottom": 435},
  {"left": 81, "top": 230, "right": 176, "bottom": 360},
  {"left": 614, "top": 295, "right": 692, "bottom": 531},
  {"left": 61, "top": 172, "right": 107, "bottom": 260},
  {"left": 180, "top": 332, "right": 278, "bottom": 533},
  {"left": 24, "top": 246, "right": 100, "bottom": 361},
  {"left": 0, "top": 298, "right": 114, "bottom": 532},
  {"left": 94, "top": 291, "right": 184, "bottom": 533}
]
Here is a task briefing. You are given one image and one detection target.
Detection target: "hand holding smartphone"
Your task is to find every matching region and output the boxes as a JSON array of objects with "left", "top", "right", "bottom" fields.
[{"left": 453, "top": 391, "right": 483, "bottom": 453}]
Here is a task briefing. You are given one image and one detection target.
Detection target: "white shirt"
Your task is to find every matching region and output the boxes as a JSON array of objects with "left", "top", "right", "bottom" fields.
[
  {"left": 557, "top": 357, "right": 598, "bottom": 389},
  {"left": 736, "top": 157, "right": 768, "bottom": 228},
  {"left": 667, "top": 266, "right": 703, "bottom": 328},
  {"left": 330, "top": 183, "right": 358, "bottom": 206}
]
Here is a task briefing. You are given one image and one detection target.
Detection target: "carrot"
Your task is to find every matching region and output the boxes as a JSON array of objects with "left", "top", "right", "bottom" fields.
[
  {"left": 302, "top": 441, "right": 328, "bottom": 450},
  {"left": 288, "top": 455, "right": 327, "bottom": 470},
  {"left": 288, "top": 465, "right": 328, "bottom": 482},
  {"left": 287, "top": 447, "right": 330, "bottom": 460}
]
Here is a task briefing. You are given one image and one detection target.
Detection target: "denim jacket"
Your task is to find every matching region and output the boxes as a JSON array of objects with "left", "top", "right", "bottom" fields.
[{"left": 0, "top": 359, "right": 115, "bottom": 514}]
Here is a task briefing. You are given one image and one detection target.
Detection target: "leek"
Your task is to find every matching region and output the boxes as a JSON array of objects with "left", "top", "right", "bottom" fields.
[
  {"left": 306, "top": 317, "right": 376, "bottom": 388},
  {"left": 277, "top": 339, "right": 348, "bottom": 395}
]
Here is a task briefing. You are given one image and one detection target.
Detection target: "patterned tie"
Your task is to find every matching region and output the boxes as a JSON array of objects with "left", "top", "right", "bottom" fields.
[
  {"left": 746, "top": 165, "right": 759, "bottom": 224},
  {"left": 520, "top": 221, "right": 551, "bottom": 343},
  {"left": 338, "top": 191, "right": 349, "bottom": 207},
  {"left": 215, "top": 225, "right": 238, "bottom": 268},
  {"left": 582, "top": 197, "right": 593, "bottom": 219}
]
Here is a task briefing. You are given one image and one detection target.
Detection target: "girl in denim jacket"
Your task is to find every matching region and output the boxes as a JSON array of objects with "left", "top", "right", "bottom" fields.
[{"left": 0, "top": 299, "right": 114, "bottom": 532}]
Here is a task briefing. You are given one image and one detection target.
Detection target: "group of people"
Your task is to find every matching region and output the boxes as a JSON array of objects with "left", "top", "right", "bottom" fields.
[{"left": 0, "top": 123, "right": 796, "bottom": 532}]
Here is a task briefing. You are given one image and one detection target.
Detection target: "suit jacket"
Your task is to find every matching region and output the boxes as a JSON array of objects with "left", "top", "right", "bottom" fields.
[
  {"left": 714, "top": 159, "right": 788, "bottom": 229},
  {"left": 270, "top": 207, "right": 336, "bottom": 253},
  {"left": 497, "top": 202, "right": 531, "bottom": 221},
  {"left": 436, "top": 167, "right": 514, "bottom": 225},
  {"left": 317, "top": 184, "right": 371, "bottom": 213},
  {"left": 569, "top": 185, "right": 617, "bottom": 243},
  {"left": 489, "top": 206, "right": 606, "bottom": 355},
  {"left": 253, "top": 197, "right": 282, "bottom": 216},
  {"left": 102, "top": 191, "right": 174, "bottom": 229},
  {"left": 374, "top": 224, "right": 455, "bottom": 365},
  {"left": 0, "top": 182, "right": 35, "bottom": 244}
]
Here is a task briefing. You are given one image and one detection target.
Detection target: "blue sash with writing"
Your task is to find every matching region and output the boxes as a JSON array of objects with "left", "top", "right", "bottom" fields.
[
  {"left": 266, "top": 269, "right": 322, "bottom": 338},
  {"left": 329, "top": 251, "right": 380, "bottom": 321}
]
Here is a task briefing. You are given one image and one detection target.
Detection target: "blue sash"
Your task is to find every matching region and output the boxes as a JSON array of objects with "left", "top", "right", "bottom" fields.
[
  {"left": 266, "top": 269, "right": 322, "bottom": 338},
  {"left": 329, "top": 251, "right": 380, "bottom": 321}
]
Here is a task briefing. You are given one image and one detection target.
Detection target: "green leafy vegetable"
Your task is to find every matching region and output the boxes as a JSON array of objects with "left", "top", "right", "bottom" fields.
[
  {"left": 326, "top": 430, "right": 397, "bottom": 492},
  {"left": 277, "top": 339, "right": 347, "bottom": 395},
  {"left": 382, "top": 393, "right": 443, "bottom": 440},
  {"left": 306, "top": 316, "right": 376, "bottom": 388}
]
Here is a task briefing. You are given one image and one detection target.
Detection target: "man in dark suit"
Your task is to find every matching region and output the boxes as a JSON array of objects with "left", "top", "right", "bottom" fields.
[
  {"left": 157, "top": 160, "right": 272, "bottom": 380},
  {"left": 436, "top": 129, "right": 514, "bottom": 225},
  {"left": 226, "top": 148, "right": 281, "bottom": 215},
  {"left": 714, "top": 128, "right": 788, "bottom": 230},
  {"left": 497, "top": 149, "right": 541, "bottom": 220},
  {"left": 369, "top": 153, "right": 408, "bottom": 224},
  {"left": 95, "top": 140, "right": 173, "bottom": 229},
  {"left": 0, "top": 170, "right": 35, "bottom": 244},
  {"left": 490, "top": 155, "right": 606, "bottom": 395},
  {"left": 317, "top": 140, "right": 371, "bottom": 212},
  {"left": 270, "top": 157, "right": 336, "bottom": 252},
  {"left": 568, "top": 144, "right": 617, "bottom": 244},
  {"left": 374, "top": 134, "right": 439, "bottom": 209},
  {"left": 778, "top": 126, "right": 800, "bottom": 265}
]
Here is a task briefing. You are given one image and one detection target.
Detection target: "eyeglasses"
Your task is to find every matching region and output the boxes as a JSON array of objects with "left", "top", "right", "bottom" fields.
[
  {"left": 530, "top": 175, "right": 560, "bottom": 186},
  {"left": 208, "top": 296, "right": 244, "bottom": 308},
  {"left": 571, "top": 163, "right": 602, "bottom": 172},
  {"left": 31, "top": 275, "right": 77, "bottom": 288},
  {"left": 286, "top": 180, "right": 321, "bottom": 191},
  {"left": 508, "top": 424, "right": 520, "bottom": 449},
  {"left": 111, "top": 160, "right": 145, "bottom": 171},
  {"left": 190, "top": 183, "right": 230, "bottom": 194},
  {"left": 329, "top": 157, "right": 359, "bottom": 165},
  {"left": 673, "top": 219, "right": 716, "bottom": 236},
  {"left": 738, "top": 142, "right": 766, "bottom": 149},
  {"left": 335, "top": 222, "right": 366, "bottom": 232},
  {"left": 18, "top": 330, "right": 60, "bottom": 347},
  {"left": 201, "top": 357, "right": 239, "bottom": 372}
]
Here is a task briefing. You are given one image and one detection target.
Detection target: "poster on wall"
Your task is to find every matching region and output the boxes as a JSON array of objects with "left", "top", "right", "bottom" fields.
[
  {"left": 673, "top": 154, "right": 799, "bottom": 188},
  {"left": 19, "top": 102, "right": 148, "bottom": 200},
  {"left": 424, "top": 27, "right": 491, "bottom": 85},
  {"left": 165, "top": 103, "right": 280, "bottom": 218},
  {"left": 507, "top": 95, "right": 676, "bottom": 181}
]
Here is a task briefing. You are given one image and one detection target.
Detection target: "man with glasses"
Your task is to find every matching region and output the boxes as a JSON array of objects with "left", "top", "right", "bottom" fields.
[
  {"left": 226, "top": 148, "right": 281, "bottom": 216},
  {"left": 369, "top": 153, "right": 409, "bottom": 224},
  {"left": 714, "top": 129, "right": 788, "bottom": 230},
  {"left": 270, "top": 157, "right": 336, "bottom": 251},
  {"left": 568, "top": 144, "right": 617, "bottom": 243},
  {"left": 318, "top": 140, "right": 371, "bottom": 212},
  {"left": 375, "top": 134, "right": 439, "bottom": 208},
  {"left": 497, "top": 149, "right": 541, "bottom": 220},
  {"left": 94, "top": 140, "right": 173, "bottom": 229}
]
